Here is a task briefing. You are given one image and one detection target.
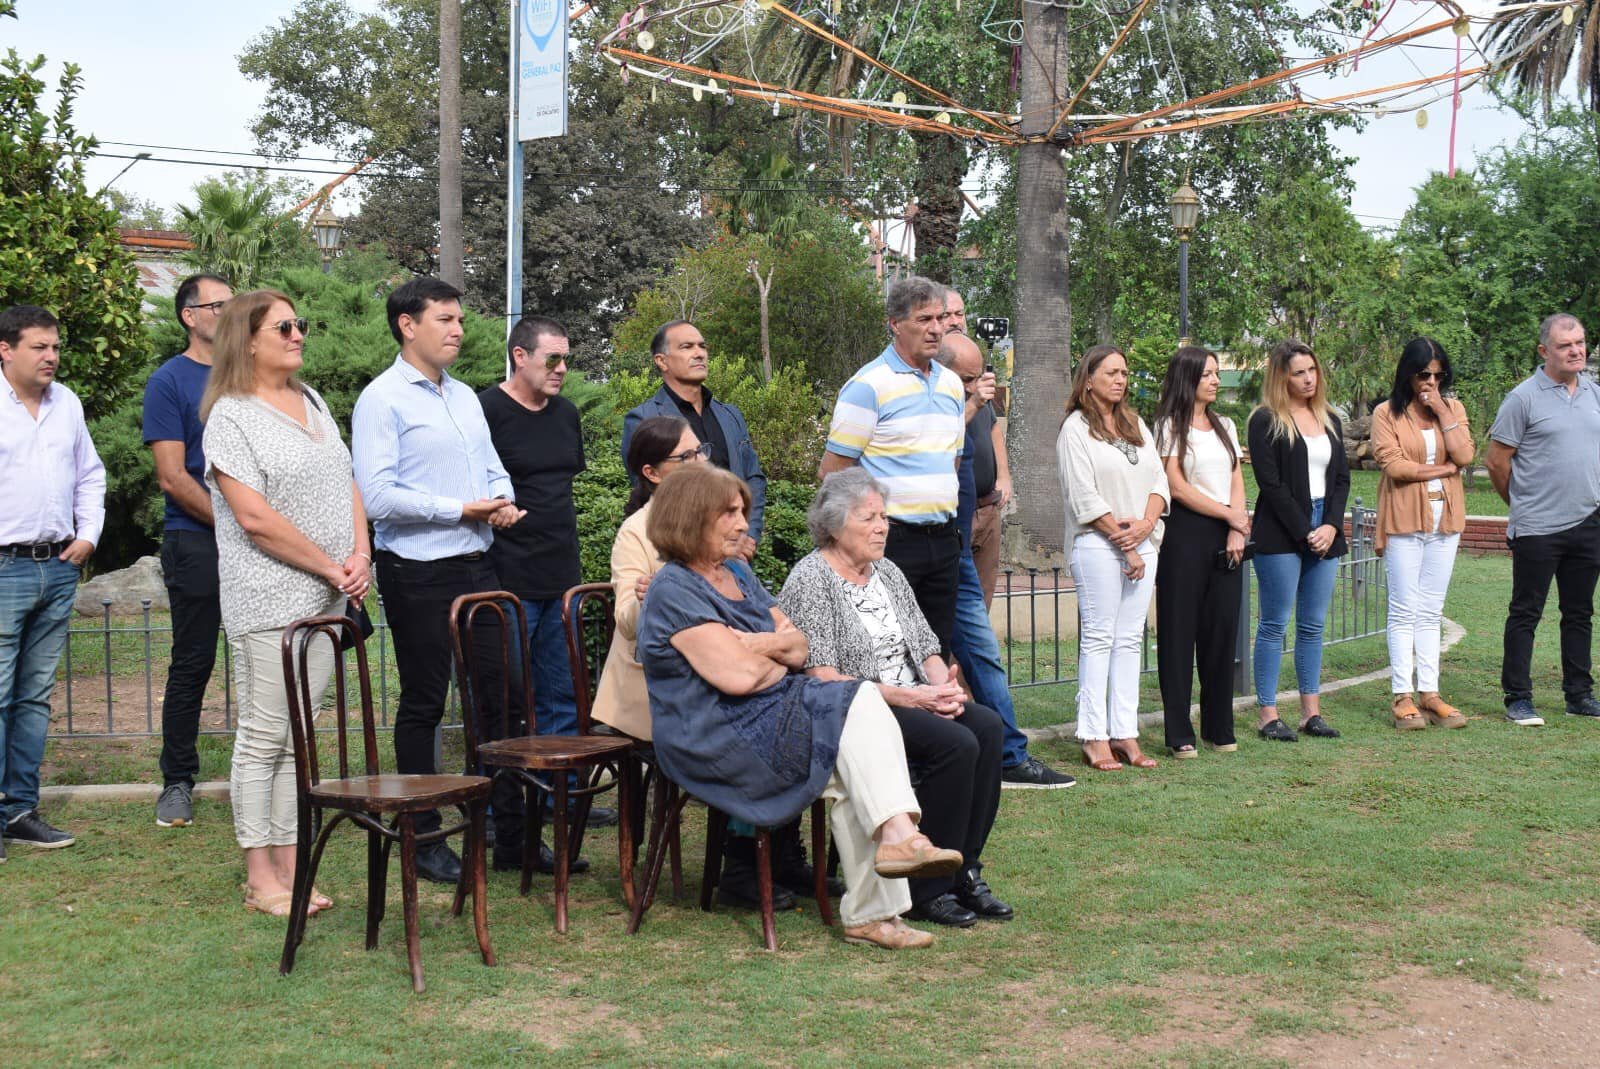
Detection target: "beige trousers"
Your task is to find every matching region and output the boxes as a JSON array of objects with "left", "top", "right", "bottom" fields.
[
  {"left": 229, "top": 627, "right": 335, "bottom": 849},
  {"left": 823, "top": 683, "right": 923, "bottom": 927}
]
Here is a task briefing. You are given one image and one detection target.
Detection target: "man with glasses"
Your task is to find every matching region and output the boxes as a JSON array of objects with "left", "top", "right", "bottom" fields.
[
  {"left": 352, "top": 276, "right": 525, "bottom": 884},
  {"left": 143, "top": 273, "right": 232, "bottom": 828},
  {"left": 621, "top": 321, "right": 767, "bottom": 566}
]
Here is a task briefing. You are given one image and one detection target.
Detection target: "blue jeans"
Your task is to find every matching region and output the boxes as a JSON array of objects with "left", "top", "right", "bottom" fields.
[
  {"left": 0, "top": 555, "right": 79, "bottom": 821},
  {"left": 950, "top": 554, "right": 1031, "bottom": 768},
  {"left": 521, "top": 597, "right": 578, "bottom": 739},
  {"left": 1253, "top": 499, "right": 1340, "bottom": 707}
]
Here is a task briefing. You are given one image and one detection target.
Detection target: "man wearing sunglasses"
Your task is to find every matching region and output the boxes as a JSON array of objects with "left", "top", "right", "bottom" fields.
[
  {"left": 352, "top": 276, "right": 526, "bottom": 884},
  {"left": 142, "top": 274, "right": 231, "bottom": 830},
  {"left": 620, "top": 321, "right": 767, "bottom": 564}
]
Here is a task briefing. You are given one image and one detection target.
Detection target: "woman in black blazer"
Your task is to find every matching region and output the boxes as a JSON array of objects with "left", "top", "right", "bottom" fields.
[{"left": 1247, "top": 339, "right": 1350, "bottom": 743}]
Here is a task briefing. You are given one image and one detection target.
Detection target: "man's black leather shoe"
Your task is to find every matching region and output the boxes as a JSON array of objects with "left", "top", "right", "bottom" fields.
[
  {"left": 773, "top": 823, "right": 845, "bottom": 897},
  {"left": 493, "top": 839, "right": 591, "bottom": 875},
  {"left": 954, "top": 869, "right": 1014, "bottom": 921},
  {"left": 904, "top": 893, "right": 979, "bottom": 928},
  {"left": 717, "top": 836, "right": 796, "bottom": 911},
  {"left": 415, "top": 841, "right": 462, "bottom": 884}
]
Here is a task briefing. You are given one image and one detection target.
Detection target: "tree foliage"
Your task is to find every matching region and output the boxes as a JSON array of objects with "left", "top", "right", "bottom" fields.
[{"left": 177, "top": 174, "right": 316, "bottom": 288}]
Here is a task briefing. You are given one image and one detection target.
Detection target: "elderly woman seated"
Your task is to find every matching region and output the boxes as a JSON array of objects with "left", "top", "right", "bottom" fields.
[
  {"left": 779, "top": 468, "right": 1010, "bottom": 927},
  {"left": 636, "top": 463, "right": 964, "bottom": 949}
]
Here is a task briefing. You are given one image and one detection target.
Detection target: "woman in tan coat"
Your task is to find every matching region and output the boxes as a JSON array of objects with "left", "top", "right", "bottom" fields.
[{"left": 1372, "top": 337, "right": 1474, "bottom": 730}]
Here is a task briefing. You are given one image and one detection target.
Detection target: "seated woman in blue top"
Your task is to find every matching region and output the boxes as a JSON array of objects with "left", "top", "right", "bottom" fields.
[{"left": 636, "top": 464, "right": 964, "bottom": 950}]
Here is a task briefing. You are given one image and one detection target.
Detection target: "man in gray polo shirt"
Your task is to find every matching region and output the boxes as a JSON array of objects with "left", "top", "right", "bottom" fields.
[{"left": 1486, "top": 313, "right": 1600, "bottom": 725}]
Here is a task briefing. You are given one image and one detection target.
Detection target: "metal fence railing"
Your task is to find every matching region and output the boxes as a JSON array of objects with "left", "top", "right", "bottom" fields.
[{"left": 46, "top": 505, "right": 1389, "bottom": 740}]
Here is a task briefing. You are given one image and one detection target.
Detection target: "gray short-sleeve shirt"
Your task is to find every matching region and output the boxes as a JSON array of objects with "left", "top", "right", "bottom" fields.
[
  {"left": 1488, "top": 370, "right": 1600, "bottom": 538},
  {"left": 204, "top": 387, "right": 355, "bottom": 636}
]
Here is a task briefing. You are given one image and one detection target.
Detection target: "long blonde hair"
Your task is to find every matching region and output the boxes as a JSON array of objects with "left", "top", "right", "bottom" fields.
[
  {"left": 199, "top": 289, "right": 300, "bottom": 421},
  {"left": 1255, "top": 338, "right": 1333, "bottom": 442},
  {"left": 1064, "top": 343, "right": 1144, "bottom": 446}
]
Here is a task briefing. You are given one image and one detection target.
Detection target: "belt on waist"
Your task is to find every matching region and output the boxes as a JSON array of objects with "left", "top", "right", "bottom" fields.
[
  {"left": 888, "top": 518, "right": 956, "bottom": 534},
  {"left": 373, "top": 549, "right": 485, "bottom": 563},
  {"left": 976, "top": 490, "right": 1004, "bottom": 508},
  {"left": 1, "top": 540, "right": 71, "bottom": 560},
  {"left": 1426, "top": 491, "right": 1446, "bottom": 502}
]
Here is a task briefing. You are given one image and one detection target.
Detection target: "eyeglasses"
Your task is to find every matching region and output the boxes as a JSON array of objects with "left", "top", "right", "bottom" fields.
[
  {"left": 665, "top": 443, "right": 713, "bottom": 464},
  {"left": 264, "top": 317, "right": 309, "bottom": 338},
  {"left": 1414, "top": 370, "right": 1442, "bottom": 381},
  {"left": 189, "top": 300, "right": 229, "bottom": 316}
]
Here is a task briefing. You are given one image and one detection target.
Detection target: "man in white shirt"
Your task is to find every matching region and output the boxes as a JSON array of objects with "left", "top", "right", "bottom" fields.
[{"left": 0, "top": 305, "right": 105, "bottom": 857}]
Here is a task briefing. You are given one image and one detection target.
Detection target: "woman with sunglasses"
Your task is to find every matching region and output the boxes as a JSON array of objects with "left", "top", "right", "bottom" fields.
[
  {"left": 1372, "top": 338, "right": 1473, "bottom": 730},
  {"left": 200, "top": 290, "right": 370, "bottom": 918},
  {"left": 1056, "top": 344, "right": 1169, "bottom": 771},
  {"left": 1247, "top": 340, "right": 1350, "bottom": 743}
]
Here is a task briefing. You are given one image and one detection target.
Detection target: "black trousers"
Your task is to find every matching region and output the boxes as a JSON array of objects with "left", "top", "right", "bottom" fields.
[
  {"left": 1155, "top": 505, "right": 1242, "bottom": 749},
  {"left": 885, "top": 519, "right": 962, "bottom": 658},
  {"left": 892, "top": 701, "right": 1003, "bottom": 905},
  {"left": 1502, "top": 508, "right": 1600, "bottom": 705},
  {"left": 376, "top": 551, "right": 525, "bottom": 836},
  {"left": 158, "top": 530, "right": 221, "bottom": 787}
]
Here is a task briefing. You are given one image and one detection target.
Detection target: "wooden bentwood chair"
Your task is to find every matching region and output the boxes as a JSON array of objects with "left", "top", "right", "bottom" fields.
[
  {"left": 449, "top": 592, "right": 636, "bottom": 934},
  {"left": 560, "top": 583, "right": 832, "bottom": 952},
  {"left": 279, "top": 614, "right": 493, "bottom": 994}
]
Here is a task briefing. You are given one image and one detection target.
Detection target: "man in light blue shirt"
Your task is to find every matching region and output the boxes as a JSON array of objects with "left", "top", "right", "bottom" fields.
[{"left": 352, "top": 276, "right": 525, "bottom": 884}]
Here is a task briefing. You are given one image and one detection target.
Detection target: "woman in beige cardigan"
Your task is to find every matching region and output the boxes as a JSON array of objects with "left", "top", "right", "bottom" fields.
[
  {"left": 591, "top": 416, "right": 709, "bottom": 738},
  {"left": 1372, "top": 337, "right": 1474, "bottom": 730}
]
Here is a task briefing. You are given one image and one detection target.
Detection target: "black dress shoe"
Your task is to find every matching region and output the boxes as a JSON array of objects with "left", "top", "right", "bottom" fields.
[
  {"left": 494, "top": 840, "right": 591, "bottom": 875},
  {"left": 1299, "top": 715, "right": 1340, "bottom": 738},
  {"left": 904, "top": 893, "right": 978, "bottom": 928},
  {"left": 772, "top": 822, "right": 846, "bottom": 897},
  {"left": 1258, "top": 718, "right": 1298, "bottom": 742},
  {"left": 717, "top": 837, "right": 797, "bottom": 911},
  {"left": 415, "top": 841, "right": 462, "bottom": 884},
  {"left": 953, "top": 869, "right": 1014, "bottom": 921}
]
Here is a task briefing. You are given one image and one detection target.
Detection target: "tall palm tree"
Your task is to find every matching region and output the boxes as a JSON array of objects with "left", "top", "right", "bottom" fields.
[
  {"left": 1484, "top": 2, "right": 1600, "bottom": 114},
  {"left": 177, "top": 179, "right": 298, "bottom": 289}
]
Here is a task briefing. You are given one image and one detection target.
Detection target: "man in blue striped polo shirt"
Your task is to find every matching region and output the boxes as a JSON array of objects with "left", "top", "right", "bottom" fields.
[{"left": 821, "top": 275, "right": 966, "bottom": 654}]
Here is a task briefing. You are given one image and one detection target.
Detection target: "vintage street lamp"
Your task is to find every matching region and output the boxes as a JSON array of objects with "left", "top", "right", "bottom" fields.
[
  {"left": 1169, "top": 179, "right": 1201, "bottom": 345},
  {"left": 312, "top": 206, "right": 344, "bottom": 274}
]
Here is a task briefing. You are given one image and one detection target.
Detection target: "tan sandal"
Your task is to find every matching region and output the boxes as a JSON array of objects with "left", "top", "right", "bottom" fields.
[
  {"left": 873, "top": 834, "right": 963, "bottom": 879},
  {"left": 843, "top": 917, "right": 934, "bottom": 949},
  {"left": 1419, "top": 693, "right": 1467, "bottom": 729},
  {"left": 1392, "top": 695, "right": 1426, "bottom": 731}
]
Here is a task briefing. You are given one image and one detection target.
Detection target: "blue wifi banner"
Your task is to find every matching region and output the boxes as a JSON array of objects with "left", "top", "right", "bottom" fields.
[{"left": 518, "top": 0, "right": 568, "bottom": 140}]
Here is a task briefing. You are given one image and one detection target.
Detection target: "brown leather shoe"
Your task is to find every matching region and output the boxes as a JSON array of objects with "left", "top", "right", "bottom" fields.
[
  {"left": 1419, "top": 692, "right": 1466, "bottom": 728},
  {"left": 843, "top": 917, "right": 934, "bottom": 949},
  {"left": 873, "top": 833, "right": 964, "bottom": 879},
  {"left": 1392, "top": 695, "right": 1426, "bottom": 731}
]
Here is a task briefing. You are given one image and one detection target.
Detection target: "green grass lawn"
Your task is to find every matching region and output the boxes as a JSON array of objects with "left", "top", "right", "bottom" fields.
[{"left": 9, "top": 553, "right": 1600, "bottom": 1066}]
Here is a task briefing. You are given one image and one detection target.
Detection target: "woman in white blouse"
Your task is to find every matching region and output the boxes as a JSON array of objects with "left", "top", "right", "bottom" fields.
[
  {"left": 201, "top": 289, "right": 371, "bottom": 919},
  {"left": 1154, "top": 347, "right": 1249, "bottom": 757},
  {"left": 1056, "top": 344, "right": 1170, "bottom": 772}
]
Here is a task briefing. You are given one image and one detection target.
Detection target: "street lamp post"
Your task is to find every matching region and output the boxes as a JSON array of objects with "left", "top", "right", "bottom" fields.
[
  {"left": 1169, "top": 179, "right": 1200, "bottom": 345},
  {"left": 312, "top": 206, "right": 344, "bottom": 274}
]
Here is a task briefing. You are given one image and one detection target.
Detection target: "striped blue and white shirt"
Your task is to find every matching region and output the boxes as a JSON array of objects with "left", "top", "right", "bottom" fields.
[
  {"left": 824, "top": 343, "right": 965, "bottom": 524},
  {"left": 352, "top": 355, "right": 513, "bottom": 560}
]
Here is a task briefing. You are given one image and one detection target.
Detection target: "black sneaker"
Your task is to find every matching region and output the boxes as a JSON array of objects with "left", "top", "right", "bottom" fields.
[
  {"left": 1505, "top": 699, "right": 1544, "bottom": 727},
  {"left": 4, "top": 809, "right": 76, "bottom": 849},
  {"left": 1565, "top": 697, "right": 1600, "bottom": 718},
  {"left": 1001, "top": 755, "right": 1076, "bottom": 790},
  {"left": 155, "top": 783, "right": 194, "bottom": 828},
  {"left": 415, "top": 841, "right": 462, "bottom": 884}
]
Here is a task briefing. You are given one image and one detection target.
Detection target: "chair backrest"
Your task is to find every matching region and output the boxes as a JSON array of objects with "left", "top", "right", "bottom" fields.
[
  {"left": 561, "top": 582, "right": 616, "bottom": 735},
  {"left": 448, "top": 591, "right": 528, "bottom": 761},
  {"left": 281, "top": 614, "right": 381, "bottom": 793}
]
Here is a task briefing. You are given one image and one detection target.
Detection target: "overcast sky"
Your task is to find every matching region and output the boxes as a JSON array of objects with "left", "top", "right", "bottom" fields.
[{"left": 2, "top": 0, "right": 1550, "bottom": 233}]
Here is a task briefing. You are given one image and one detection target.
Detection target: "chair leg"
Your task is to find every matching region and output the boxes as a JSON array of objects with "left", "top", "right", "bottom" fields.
[
  {"left": 468, "top": 800, "right": 494, "bottom": 966},
  {"left": 279, "top": 809, "right": 315, "bottom": 977},
  {"left": 754, "top": 830, "right": 778, "bottom": 952},
  {"left": 700, "top": 807, "right": 729, "bottom": 912},
  {"left": 398, "top": 814, "right": 425, "bottom": 994},
  {"left": 811, "top": 799, "right": 833, "bottom": 927},
  {"left": 566, "top": 771, "right": 592, "bottom": 868},
  {"left": 628, "top": 783, "right": 686, "bottom": 935},
  {"left": 552, "top": 774, "right": 571, "bottom": 934},
  {"left": 520, "top": 781, "right": 539, "bottom": 898},
  {"left": 617, "top": 755, "right": 637, "bottom": 912},
  {"left": 366, "top": 820, "right": 386, "bottom": 950}
]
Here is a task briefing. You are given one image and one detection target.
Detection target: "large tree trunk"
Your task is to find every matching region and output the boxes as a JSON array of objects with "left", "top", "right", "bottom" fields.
[
  {"left": 1010, "top": 2, "right": 1072, "bottom": 557},
  {"left": 911, "top": 133, "right": 966, "bottom": 284},
  {"left": 439, "top": 0, "right": 465, "bottom": 289}
]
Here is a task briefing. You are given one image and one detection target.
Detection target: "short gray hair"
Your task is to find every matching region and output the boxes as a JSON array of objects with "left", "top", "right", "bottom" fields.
[
  {"left": 1539, "top": 313, "right": 1584, "bottom": 348},
  {"left": 806, "top": 467, "right": 888, "bottom": 547},
  {"left": 885, "top": 275, "right": 945, "bottom": 323}
]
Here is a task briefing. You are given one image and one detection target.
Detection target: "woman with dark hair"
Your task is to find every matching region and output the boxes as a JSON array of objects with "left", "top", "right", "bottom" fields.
[
  {"left": 1056, "top": 344, "right": 1169, "bottom": 771},
  {"left": 1247, "top": 340, "right": 1350, "bottom": 742},
  {"left": 1154, "top": 347, "right": 1249, "bottom": 757},
  {"left": 1373, "top": 337, "right": 1473, "bottom": 729}
]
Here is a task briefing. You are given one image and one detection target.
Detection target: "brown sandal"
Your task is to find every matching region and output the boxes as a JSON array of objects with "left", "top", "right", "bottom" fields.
[
  {"left": 843, "top": 917, "right": 934, "bottom": 950},
  {"left": 1392, "top": 695, "right": 1426, "bottom": 731},
  {"left": 1109, "top": 741, "right": 1158, "bottom": 769},
  {"left": 1418, "top": 692, "right": 1467, "bottom": 729},
  {"left": 1082, "top": 745, "right": 1122, "bottom": 772}
]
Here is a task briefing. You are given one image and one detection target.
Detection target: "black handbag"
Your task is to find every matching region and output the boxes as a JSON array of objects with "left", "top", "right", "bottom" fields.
[
  {"left": 1214, "top": 541, "right": 1256, "bottom": 572},
  {"left": 341, "top": 597, "right": 375, "bottom": 651}
]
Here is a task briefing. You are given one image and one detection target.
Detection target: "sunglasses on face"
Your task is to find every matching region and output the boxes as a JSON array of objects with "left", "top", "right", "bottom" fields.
[
  {"left": 264, "top": 317, "right": 309, "bottom": 338},
  {"left": 1414, "top": 370, "right": 1442, "bottom": 381},
  {"left": 666, "top": 443, "right": 713, "bottom": 464}
]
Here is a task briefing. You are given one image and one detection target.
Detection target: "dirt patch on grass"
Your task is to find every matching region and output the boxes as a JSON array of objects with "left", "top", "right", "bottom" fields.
[{"left": 458, "top": 992, "right": 644, "bottom": 1049}]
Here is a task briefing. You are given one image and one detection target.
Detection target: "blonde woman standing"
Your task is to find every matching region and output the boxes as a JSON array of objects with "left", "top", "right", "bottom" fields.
[
  {"left": 202, "top": 290, "right": 370, "bottom": 917},
  {"left": 1373, "top": 337, "right": 1472, "bottom": 730},
  {"left": 1056, "top": 345, "right": 1170, "bottom": 772}
]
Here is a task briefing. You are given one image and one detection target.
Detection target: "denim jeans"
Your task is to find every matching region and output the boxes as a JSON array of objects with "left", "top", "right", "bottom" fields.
[
  {"left": 0, "top": 554, "right": 79, "bottom": 821},
  {"left": 521, "top": 597, "right": 578, "bottom": 739},
  {"left": 950, "top": 553, "right": 1031, "bottom": 768},
  {"left": 1253, "top": 498, "right": 1340, "bottom": 706}
]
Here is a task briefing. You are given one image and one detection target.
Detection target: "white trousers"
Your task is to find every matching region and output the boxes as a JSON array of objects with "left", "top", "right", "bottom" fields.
[
  {"left": 1071, "top": 534, "right": 1157, "bottom": 741},
  {"left": 229, "top": 627, "right": 335, "bottom": 849},
  {"left": 1384, "top": 518, "right": 1459, "bottom": 695},
  {"left": 823, "top": 683, "right": 923, "bottom": 927}
]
